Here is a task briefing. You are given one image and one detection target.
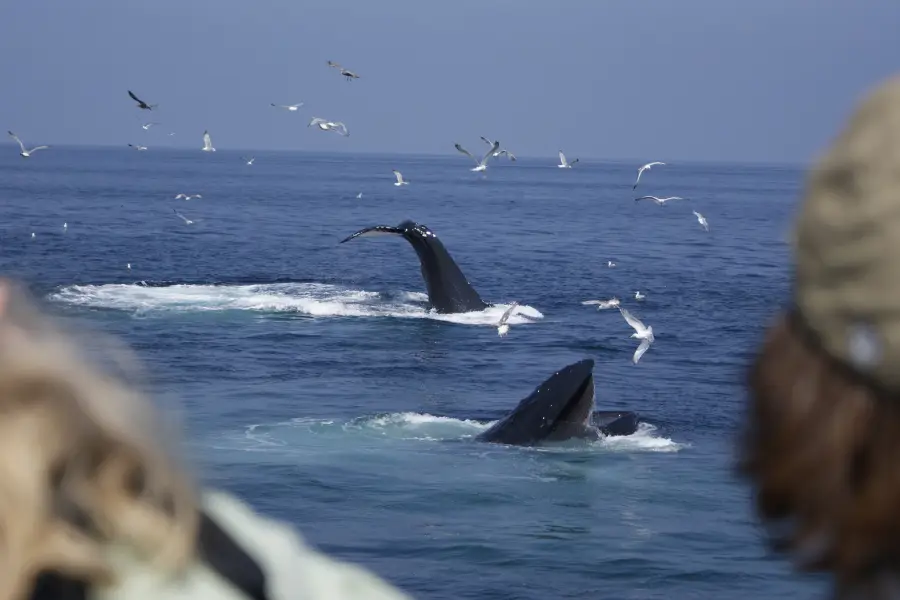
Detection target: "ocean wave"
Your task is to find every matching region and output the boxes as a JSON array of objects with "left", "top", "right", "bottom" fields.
[
  {"left": 233, "top": 412, "right": 684, "bottom": 453},
  {"left": 48, "top": 282, "right": 543, "bottom": 327}
]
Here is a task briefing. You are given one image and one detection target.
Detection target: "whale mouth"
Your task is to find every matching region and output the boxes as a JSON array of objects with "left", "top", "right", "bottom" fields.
[{"left": 475, "top": 359, "right": 600, "bottom": 446}]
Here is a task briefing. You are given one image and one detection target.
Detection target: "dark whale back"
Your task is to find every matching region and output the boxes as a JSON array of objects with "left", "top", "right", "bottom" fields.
[
  {"left": 340, "top": 220, "right": 489, "bottom": 314},
  {"left": 476, "top": 359, "right": 599, "bottom": 446}
]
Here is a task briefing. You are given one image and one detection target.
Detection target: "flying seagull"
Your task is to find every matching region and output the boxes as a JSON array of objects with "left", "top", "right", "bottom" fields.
[
  {"left": 558, "top": 151, "right": 579, "bottom": 168},
  {"left": 7, "top": 131, "right": 49, "bottom": 158},
  {"left": 243, "top": 156, "right": 255, "bottom": 165},
  {"left": 454, "top": 140, "right": 500, "bottom": 172},
  {"left": 392, "top": 170, "right": 409, "bottom": 186},
  {"left": 271, "top": 102, "right": 304, "bottom": 112},
  {"left": 581, "top": 298, "right": 620, "bottom": 310},
  {"left": 173, "top": 209, "right": 194, "bottom": 225},
  {"left": 175, "top": 193, "right": 202, "bottom": 200},
  {"left": 620, "top": 307, "right": 654, "bottom": 364},
  {"left": 633, "top": 162, "right": 665, "bottom": 190},
  {"left": 308, "top": 118, "right": 349, "bottom": 136},
  {"left": 481, "top": 137, "right": 517, "bottom": 161},
  {"left": 327, "top": 61, "right": 359, "bottom": 81},
  {"left": 497, "top": 302, "right": 519, "bottom": 337},
  {"left": 608, "top": 261, "right": 616, "bottom": 268},
  {"left": 693, "top": 210, "right": 709, "bottom": 231},
  {"left": 202, "top": 130, "right": 216, "bottom": 152},
  {"left": 128, "top": 90, "right": 156, "bottom": 111},
  {"left": 141, "top": 122, "right": 160, "bottom": 130},
  {"left": 634, "top": 291, "right": 646, "bottom": 300},
  {"left": 635, "top": 195, "right": 683, "bottom": 205},
  {"left": 128, "top": 144, "right": 147, "bottom": 151}
]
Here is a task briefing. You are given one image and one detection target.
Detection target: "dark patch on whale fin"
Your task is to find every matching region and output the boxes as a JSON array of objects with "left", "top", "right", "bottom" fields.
[
  {"left": 476, "top": 359, "right": 596, "bottom": 446},
  {"left": 339, "top": 225, "right": 403, "bottom": 244}
]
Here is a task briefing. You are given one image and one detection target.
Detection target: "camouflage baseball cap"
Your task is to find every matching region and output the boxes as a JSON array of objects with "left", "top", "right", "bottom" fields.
[{"left": 793, "top": 75, "right": 900, "bottom": 390}]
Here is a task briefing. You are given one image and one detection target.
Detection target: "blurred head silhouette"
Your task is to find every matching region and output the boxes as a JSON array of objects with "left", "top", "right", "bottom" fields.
[
  {"left": 0, "top": 279, "right": 198, "bottom": 600},
  {"left": 738, "top": 74, "right": 900, "bottom": 598}
]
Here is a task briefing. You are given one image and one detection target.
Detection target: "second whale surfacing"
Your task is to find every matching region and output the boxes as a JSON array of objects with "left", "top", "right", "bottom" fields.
[
  {"left": 476, "top": 358, "right": 639, "bottom": 446},
  {"left": 339, "top": 220, "right": 490, "bottom": 314}
]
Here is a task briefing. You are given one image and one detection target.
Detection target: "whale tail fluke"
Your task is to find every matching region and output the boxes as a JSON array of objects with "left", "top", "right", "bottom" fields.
[{"left": 339, "top": 225, "right": 404, "bottom": 244}]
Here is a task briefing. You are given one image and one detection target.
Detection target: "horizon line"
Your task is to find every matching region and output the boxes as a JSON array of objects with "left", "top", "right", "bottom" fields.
[{"left": 2, "top": 141, "right": 810, "bottom": 170}]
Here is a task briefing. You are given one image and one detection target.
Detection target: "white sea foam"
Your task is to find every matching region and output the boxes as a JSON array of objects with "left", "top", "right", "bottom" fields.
[
  {"left": 48, "top": 282, "right": 543, "bottom": 327},
  {"left": 229, "top": 412, "right": 683, "bottom": 453}
]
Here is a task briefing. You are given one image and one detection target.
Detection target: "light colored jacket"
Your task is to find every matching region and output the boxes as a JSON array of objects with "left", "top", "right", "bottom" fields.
[{"left": 92, "top": 490, "right": 414, "bottom": 600}]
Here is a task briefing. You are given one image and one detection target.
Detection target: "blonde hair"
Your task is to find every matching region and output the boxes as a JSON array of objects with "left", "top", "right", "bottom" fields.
[{"left": 0, "top": 280, "right": 198, "bottom": 600}]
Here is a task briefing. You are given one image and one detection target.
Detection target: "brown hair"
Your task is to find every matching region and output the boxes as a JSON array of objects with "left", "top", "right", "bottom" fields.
[
  {"left": 0, "top": 280, "right": 199, "bottom": 600},
  {"left": 739, "top": 310, "right": 900, "bottom": 597}
]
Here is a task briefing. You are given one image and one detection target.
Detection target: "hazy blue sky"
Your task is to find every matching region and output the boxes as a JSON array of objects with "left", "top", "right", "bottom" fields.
[{"left": 2, "top": 1, "right": 899, "bottom": 163}]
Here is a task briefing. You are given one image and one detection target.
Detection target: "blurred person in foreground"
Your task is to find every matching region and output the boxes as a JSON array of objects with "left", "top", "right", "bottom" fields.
[
  {"left": 0, "top": 279, "right": 412, "bottom": 600},
  {"left": 738, "top": 74, "right": 900, "bottom": 599}
]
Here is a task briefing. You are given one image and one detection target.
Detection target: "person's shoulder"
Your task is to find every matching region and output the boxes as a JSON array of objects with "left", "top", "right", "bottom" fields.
[
  {"left": 200, "top": 489, "right": 415, "bottom": 600},
  {"left": 92, "top": 489, "right": 414, "bottom": 600}
]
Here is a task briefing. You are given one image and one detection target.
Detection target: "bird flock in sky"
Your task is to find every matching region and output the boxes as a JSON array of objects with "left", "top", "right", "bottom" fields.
[{"left": 7, "top": 59, "right": 711, "bottom": 364}]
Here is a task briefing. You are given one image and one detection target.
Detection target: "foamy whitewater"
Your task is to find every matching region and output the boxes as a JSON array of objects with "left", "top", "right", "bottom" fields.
[
  {"left": 2, "top": 148, "right": 810, "bottom": 600},
  {"left": 49, "top": 282, "right": 544, "bottom": 326}
]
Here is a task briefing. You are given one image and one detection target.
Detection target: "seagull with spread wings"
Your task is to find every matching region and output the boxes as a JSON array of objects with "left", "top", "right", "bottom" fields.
[
  {"left": 558, "top": 151, "right": 579, "bottom": 168},
  {"left": 128, "top": 90, "right": 157, "bottom": 110},
  {"left": 7, "top": 131, "right": 49, "bottom": 158},
  {"left": 481, "top": 137, "right": 517, "bottom": 161},
  {"left": 497, "top": 302, "right": 519, "bottom": 337},
  {"left": 620, "top": 307, "right": 655, "bottom": 364},
  {"left": 392, "top": 170, "right": 409, "bottom": 186},
  {"left": 308, "top": 118, "right": 349, "bottom": 137},
  {"left": 202, "top": 130, "right": 216, "bottom": 152},
  {"left": 327, "top": 60, "right": 360, "bottom": 81},
  {"left": 454, "top": 140, "right": 500, "bottom": 172},
  {"left": 633, "top": 161, "right": 665, "bottom": 190},
  {"left": 271, "top": 102, "right": 304, "bottom": 112}
]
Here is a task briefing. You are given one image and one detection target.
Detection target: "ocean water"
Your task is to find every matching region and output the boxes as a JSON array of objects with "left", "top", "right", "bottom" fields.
[{"left": 0, "top": 146, "right": 821, "bottom": 599}]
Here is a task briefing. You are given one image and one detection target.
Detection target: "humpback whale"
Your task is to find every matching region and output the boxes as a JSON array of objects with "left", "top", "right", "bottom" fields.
[
  {"left": 339, "top": 220, "right": 490, "bottom": 314},
  {"left": 476, "top": 359, "right": 639, "bottom": 446}
]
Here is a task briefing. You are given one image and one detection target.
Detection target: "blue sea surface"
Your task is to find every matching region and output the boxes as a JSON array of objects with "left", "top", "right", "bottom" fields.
[{"left": 0, "top": 146, "right": 821, "bottom": 599}]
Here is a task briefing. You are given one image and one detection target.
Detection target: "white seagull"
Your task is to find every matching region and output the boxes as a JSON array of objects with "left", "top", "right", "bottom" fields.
[
  {"left": 8, "top": 131, "right": 49, "bottom": 158},
  {"left": 356, "top": 192, "right": 363, "bottom": 199},
  {"left": 633, "top": 162, "right": 666, "bottom": 189},
  {"left": 620, "top": 307, "right": 655, "bottom": 364},
  {"left": 608, "top": 260, "right": 616, "bottom": 268},
  {"left": 558, "top": 151, "right": 579, "bottom": 168},
  {"left": 497, "top": 302, "right": 519, "bottom": 337},
  {"left": 128, "top": 144, "right": 147, "bottom": 151},
  {"left": 635, "top": 195, "right": 684, "bottom": 205},
  {"left": 581, "top": 297, "right": 620, "bottom": 310},
  {"left": 141, "top": 122, "right": 160, "bottom": 130},
  {"left": 693, "top": 210, "right": 709, "bottom": 231},
  {"left": 271, "top": 102, "right": 304, "bottom": 112},
  {"left": 243, "top": 156, "right": 255, "bottom": 165},
  {"left": 392, "top": 170, "right": 409, "bottom": 186},
  {"left": 175, "top": 193, "right": 202, "bottom": 201},
  {"left": 634, "top": 291, "right": 646, "bottom": 300},
  {"left": 202, "top": 130, "right": 216, "bottom": 152},
  {"left": 454, "top": 140, "right": 500, "bottom": 172},
  {"left": 308, "top": 118, "right": 349, "bottom": 136},
  {"left": 173, "top": 209, "right": 194, "bottom": 225},
  {"left": 480, "top": 137, "right": 517, "bottom": 161}
]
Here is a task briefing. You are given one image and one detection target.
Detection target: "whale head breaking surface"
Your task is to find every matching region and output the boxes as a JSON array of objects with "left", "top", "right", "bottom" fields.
[
  {"left": 340, "top": 220, "right": 490, "bottom": 314},
  {"left": 475, "top": 359, "right": 639, "bottom": 446}
]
